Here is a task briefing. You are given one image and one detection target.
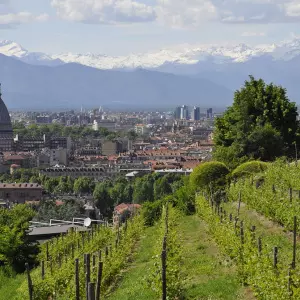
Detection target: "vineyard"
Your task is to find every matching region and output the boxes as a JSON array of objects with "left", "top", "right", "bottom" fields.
[
  {"left": 195, "top": 161, "right": 300, "bottom": 300},
  {"left": 14, "top": 215, "right": 143, "bottom": 300},
  {"left": 3, "top": 161, "right": 300, "bottom": 299}
]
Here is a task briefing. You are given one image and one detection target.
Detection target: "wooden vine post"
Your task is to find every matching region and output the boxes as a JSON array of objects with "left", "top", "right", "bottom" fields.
[
  {"left": 41, "top": 260, "right": 45, "bottom": 280},
  {"left": 95, "top": 261, "right": 103, "bottom": 300},
  {"left": 251, "top": 225, "right": 256, "bottom": 243},
  {"left": 161, "top": 235, "right": 167, "bottom": 300},
  {"left": 273, "top": 247, "right": 278, "bottom": 269},
  {"left": 75, "top": 258, "right": 80, "bottom": 300},
  {"left": 292, "top": 216, "right": 297, "bottom": 269},
  {"left": 46, "top": 242, "right": 49, "bottom": 261},
  {"left": 25, "top": 263, "right": 33, "bottom": 300},
  {"left": 237, "top": 191, "right": 242, "bottom": 216},
  {"left": 86, "top": 254, "right": 91, "bottom": 299},
  {"left": 88, "top": 282, "right": 95, "bottom": 300},
  {"left": 258, "top": 237, "right": 262, "bottom": 256}
]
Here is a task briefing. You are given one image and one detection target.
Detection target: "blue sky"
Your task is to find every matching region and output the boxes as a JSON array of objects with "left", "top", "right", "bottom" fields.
[{"left": 1, "top": 0, "right": 300, "bottom": 55}]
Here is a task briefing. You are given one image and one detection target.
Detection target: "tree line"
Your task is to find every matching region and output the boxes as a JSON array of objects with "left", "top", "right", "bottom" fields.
[
  {"left": 13, "top": 123, "right": 138, "bottom": 141},
  {"left": 0, "top": 168, "right": 185, "bottom": 221}
]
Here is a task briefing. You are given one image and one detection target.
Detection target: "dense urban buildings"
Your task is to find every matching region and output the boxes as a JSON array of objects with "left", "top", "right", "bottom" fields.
[{"left": 0, "top": 99, "right": 217, "bottom": 203}]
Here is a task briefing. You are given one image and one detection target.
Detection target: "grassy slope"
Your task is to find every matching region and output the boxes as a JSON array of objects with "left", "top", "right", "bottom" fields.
[
  {"left": 0, "top": 273, "right": 26, "bottom": 300},
  {"left": 106, "top": 225, "right": 158, "bottom": 300},
  {"left": 180, "top": 215, "right": 254, "bottom": 300},
  {"left": 107, "top": 215, "right": 254, "bottom": 300}
]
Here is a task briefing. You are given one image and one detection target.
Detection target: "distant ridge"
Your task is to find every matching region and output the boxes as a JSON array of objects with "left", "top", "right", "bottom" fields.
[{"left": 0, "top": 54, "right": 233, "bottom": 110}]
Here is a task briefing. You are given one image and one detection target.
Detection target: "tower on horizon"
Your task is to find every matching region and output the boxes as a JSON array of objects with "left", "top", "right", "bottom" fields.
[
  {"left": 180, "top": 105, "right": 188, "bottom": 120},
  {"left": 191, "top": 106, "right": 200, "bottom": 121},
  {"left": 0, "top": 84, "right": 13, "bottom": 151}
]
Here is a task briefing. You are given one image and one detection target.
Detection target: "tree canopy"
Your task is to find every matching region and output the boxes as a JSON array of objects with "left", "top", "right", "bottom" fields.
[
  {"left": 232, "top": 161, "right": 269, "bottom": 179},
  {"left": 214, "top": 76, "right": 299, "bottom": 165},
  {"left": 190, "top": 161, "right": 229, "bottom": 193},
  {"left": 0, "top": 205, "right": 38, "bottom": 273}
]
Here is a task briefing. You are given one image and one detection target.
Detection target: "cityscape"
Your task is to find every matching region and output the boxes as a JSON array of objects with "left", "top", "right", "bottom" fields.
[{"left": 1, "top": 1, "right": 300, "bottom": 299}]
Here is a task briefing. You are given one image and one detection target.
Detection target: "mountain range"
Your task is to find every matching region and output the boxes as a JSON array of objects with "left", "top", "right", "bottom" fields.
[
  {"left": 0, "top": 53, "right": 232, "bottom": 110},
  {"left": 1, "top": 39, "right": 300, "bottom": 109}
]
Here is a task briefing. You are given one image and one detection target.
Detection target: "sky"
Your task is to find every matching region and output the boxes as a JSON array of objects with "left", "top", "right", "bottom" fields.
[{"left": 0, "top": 0, "right": 300, "bottom": 56}]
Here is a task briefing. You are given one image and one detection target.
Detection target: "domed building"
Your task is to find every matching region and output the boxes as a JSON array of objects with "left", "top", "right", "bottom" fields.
[{"left": 0, "top": 85, "right": 13, "bottom": 151}]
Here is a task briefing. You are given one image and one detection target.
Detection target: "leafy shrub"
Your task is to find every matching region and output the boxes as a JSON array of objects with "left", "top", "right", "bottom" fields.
[
  {"left": 190, "top": 161, "right": 229, "bottom": 193},
  {"left": 232, "top": 161, "right": 268, "bottom": 179},
  {"left": 142, "top": 200, "right": 164, "bottom": 226}
]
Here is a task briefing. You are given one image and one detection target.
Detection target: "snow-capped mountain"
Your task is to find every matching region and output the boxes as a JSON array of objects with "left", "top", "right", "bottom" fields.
[
  {"left": 3, "top": 38, "right": 300, "bottom": 109},
  {"left": 1, "top": 38, "right": 300, "bottom": 71},
  {"left": 0, "top": 40, "right": 63, "bottom": 66}
]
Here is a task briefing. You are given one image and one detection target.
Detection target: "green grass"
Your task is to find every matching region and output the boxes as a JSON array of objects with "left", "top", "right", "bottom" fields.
[
  {"left": 107, "top": 215, "right": 254, "bottom": 300},
  {"left": 222, "top": 201, "right": 298, "bottom": 262},
  {"left": 0, "top": 272, "right": 26, "bottom": 300},
  {"left": 105, "top": 225, "right": 158, "bottom": 300},
  {"left": 180, "top": 215, "right": 253, "bottom": 300}
]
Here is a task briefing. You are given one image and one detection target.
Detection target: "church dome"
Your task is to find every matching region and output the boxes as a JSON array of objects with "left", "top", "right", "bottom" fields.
[
  {"left": 0, "top": 97, "right": 12, "bottom": 127},
  {"left": 0, "top": 85, "right": 13, "bottom": 151}
]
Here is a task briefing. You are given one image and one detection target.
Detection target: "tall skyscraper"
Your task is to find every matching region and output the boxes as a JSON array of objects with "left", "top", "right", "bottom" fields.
[
  {"left": 207, "top": 108, "right": 213, "bottom": 119},
  {"left": 180, "top": 105, "right": 188, "bottom": 120},
  {"left": 191, "top": 106, "right": 200, "bottom": 121},
  {"left": 174, "top": 106, "right": 181, "bottom": 119}
]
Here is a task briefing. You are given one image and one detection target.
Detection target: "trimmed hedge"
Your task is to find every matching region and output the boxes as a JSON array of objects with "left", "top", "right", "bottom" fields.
[
  {"left": 232, "top": 161, "right": 268, "bottom": 179},
  {"left": 190, "top": 161, "right": 229, "bottom": 192}
]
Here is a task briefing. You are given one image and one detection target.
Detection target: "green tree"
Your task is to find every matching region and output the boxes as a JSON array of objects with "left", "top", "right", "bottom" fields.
[
  {"left": 154, "top": 176, "right": 172, "bottom": 200},
  {"left": 190, "top": 161, "right": 229, "bottom": 194},
  {"left": 43, "top": 178, "right": 60, "bottom": 193},
  {"left": 73, "top": 177, "right": 94, "bottom": 194},
  {"left": 214, "top": 76, "right": 299, "bottom": 165},
  {"left": 0, "top": 205, "right": 38, "bottom": 273},
  {"left": 109, "top": 182, "right": 130, "bottom": 205},
  {"left": 132, "top": 175, "right": 154, "bottom": 203},
  {"left": 93, "top": 182, "right": 114, "bottom": 215},
  {"left": 54, "top": 176, "right": 74, "bottom": 194},
  {"left": 35, "top": 199, "right": 84, "bottom": 222}
]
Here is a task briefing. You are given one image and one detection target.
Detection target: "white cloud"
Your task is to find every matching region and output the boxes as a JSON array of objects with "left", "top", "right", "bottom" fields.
[
  {"left": 0, "top": 1, "right": 49, "bottom": 28},
  {"left": 50, "top": 0, "right": 300, "bottom": 26},
  {"left": 51, "top": 0, "right": 156, "bottom": 24},
  {"left": 284, "top": 2, "right": 300, "bottom": 17},
  {"left": 0, "top": 12, "right": 49, "bottom": 25},
  {"left": 214, "top": 0, "right": 300, "bottom": 23},
  {"left": 155, "top": 0, "right": 217, "bottom": 27}
]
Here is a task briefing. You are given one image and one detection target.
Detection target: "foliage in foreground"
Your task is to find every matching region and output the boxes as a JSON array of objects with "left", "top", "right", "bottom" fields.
[
  {"left": 196, "top": 195, "right": 300, "bottom": 300},
  {"left": 16, "top": 215, "right": 143, "bottom": 300},
  {"left": 147, "top": 205, "right": 184, "bottom": 299},
  {"left": 229, "top": 161, "right": 300, "bottom": 231},
  {"left": 0, "top": 205, "right": 38, "bottom": 273}
]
